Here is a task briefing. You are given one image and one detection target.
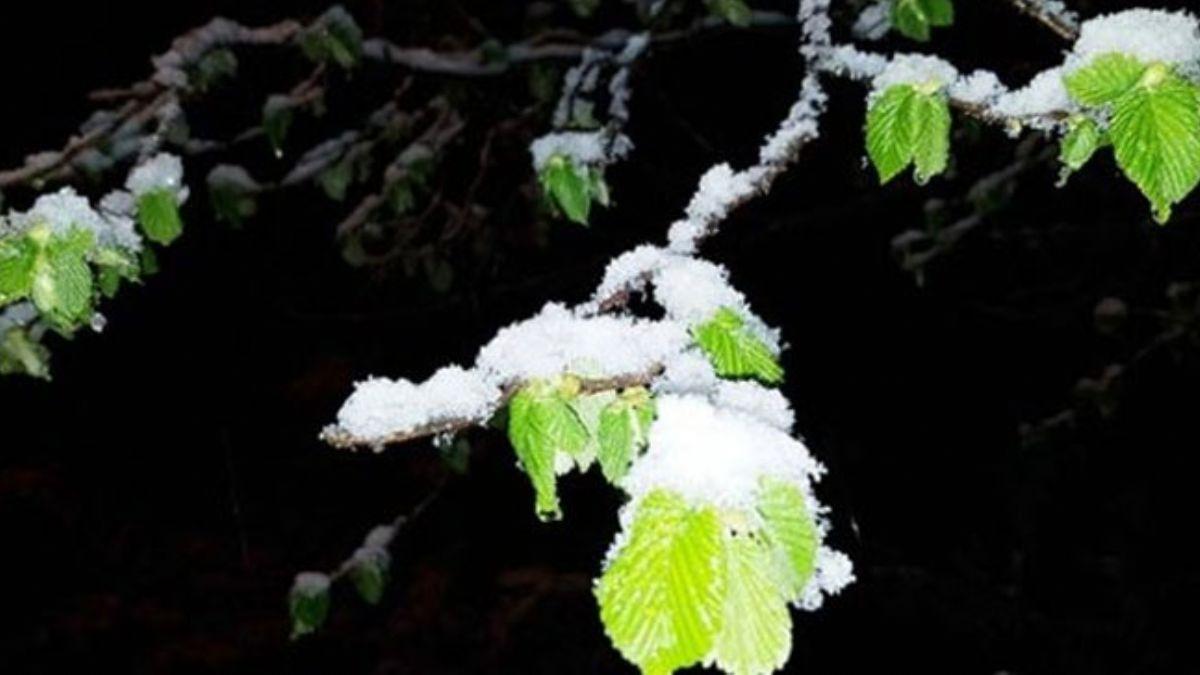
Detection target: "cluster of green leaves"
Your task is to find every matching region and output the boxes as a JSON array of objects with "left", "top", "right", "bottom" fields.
[
  {"left": 507, "top": 377, "right": 656, "bottom": 520},
  {"left": 539, "top": 154, "right": 611, "bottom": 226},
  {"left": 299, "top": 5, "right": 364, "bottom": 70},
  {"left": 1062, "top": 54, "right": 1200, "bottom": 223},
  {"left": 596, "top": 479, "right": 819, "bottom": 675},
  {"left": 891, "top": 0, "right": 954, "bottom": 42},
  {"left": 0, "top": 195, "right": 182, "bottom": 378},
  {"left": 692, "top": 307, "right": 784, "bottom": 384},
  {"left": 865, "top": 82, "right": 952, "bottom": 185}
]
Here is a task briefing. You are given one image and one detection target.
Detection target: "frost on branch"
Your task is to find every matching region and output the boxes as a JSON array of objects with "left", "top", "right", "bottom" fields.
[{"left": 331, "top": 367, "right": 502, "bottom": 445}]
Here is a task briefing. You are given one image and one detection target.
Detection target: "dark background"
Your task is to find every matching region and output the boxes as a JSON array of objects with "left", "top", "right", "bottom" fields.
[{"left": 2, "top": 1, "right": 1200, "bottom": 673}]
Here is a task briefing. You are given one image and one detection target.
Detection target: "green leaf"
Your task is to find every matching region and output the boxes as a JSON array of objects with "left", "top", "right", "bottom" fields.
[
  {"left": 288, "top": 572, "right": 331, "bottom": 639},
  {"left": 568, "top": 389, "right": 618, "bottom": 471},
  {"left": 596, "top": 387, "right": 656, "bottom": 483},
  {"left": 263, "top": 95, "right": 295, "bottom": 157},
  {"left": 588, "top": 167, "right": 611, "bottom": 207},
  {"left": 190, "top": 48, "right": 238, "bottom": 92},
  {"left": 692, "top": 307, "right": 783, "bottom": 385},
  {"left": 207, "top": 165, "right": 260, "bottom": 227},
  {"left": 866, "top": 84, "right": 951, "bottom": 185},
  {"left": 891, "top": 0, "right": 954, "bottom": 42},
  {"left": 540, "top": 155, "right": 593, "bottom": 225},
  {"left": 1108, "top": 63, "right": 1200, "bottom": 223},
  {"left": 756, "top": 478, "right": 819, "bottom": 599},
  {"left": 349, "top": 547, "right": 390, "bottom": 605},
  {"left": 597, "top": 490, "right": 727, "bottom": 675},
  {"left": 0, "top": 327, "right": 51, "bottom": 380},
  {"left": 319, "top": 159, "right": 354, "bottom": 202},
  {"left": 137, "top": 189, "right": 184, "bottom": 245},
  {"left": 300, "top": 6, "right": 363, "bottom": 69},
  {"left": 92, "top": 247, "right": 141, "bottom": 298},
  {"left": 31, "top": 229, "right": 94, "bottom": 331},
  {"left": 0, "top": 234, "right": 38, "bottom": 304},
  {"left": 710, "top": 534, "right": 792, "bottom": 675},
  {"left": 705, "top": 0, "right": 753, "bottom": 26},
  {"left": 911, "top": 90, "right": 952, "bottom": 184},
  {"left": 1064, "top": 53, "right": 1148, "bottom": 107},
  {"left": 507, "top": 378, "right": 591, "bottom": 521},
  {"left": 1058, "top": 116, "right": 1105, "bottom": 183}
]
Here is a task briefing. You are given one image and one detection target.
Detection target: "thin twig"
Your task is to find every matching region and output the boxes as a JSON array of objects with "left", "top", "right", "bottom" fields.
[{"left": 1002, "top": 0, "right": 1080, "bottom": 42}]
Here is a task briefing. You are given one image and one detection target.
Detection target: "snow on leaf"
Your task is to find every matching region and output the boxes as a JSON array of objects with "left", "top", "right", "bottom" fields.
[
  {"left": 1108, "top": 64, "right": 1200, "bottom": 223},
  {"left": 507, "top": 378, "right": 591, "bottom": 521},
  {"left": 693, "top": 307, "right": 783, "bottom": 385},
  {"left": 288, "top": 572, "right": 331, "bottom": 639},
  {"left": 756, "top": 478, "right": 819, "bottom": 599},
  {"left": 1063, "top": 52, "right": 1147, "bottom": 107},
  {"left": 597, "top": 490, "right": 726, "bottom": 675},
  {"left": 710, "top": 533, "right": 792, "bottom": 675}
]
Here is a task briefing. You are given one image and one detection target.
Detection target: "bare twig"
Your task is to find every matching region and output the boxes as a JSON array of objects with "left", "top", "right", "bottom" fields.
[{"left": 1002, "top": 0, "right": 1080, "bottom": 42}]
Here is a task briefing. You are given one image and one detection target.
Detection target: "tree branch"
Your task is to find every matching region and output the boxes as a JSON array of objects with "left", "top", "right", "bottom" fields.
[
  {"left": 320, "top": 367, "right": 664, "bottom": 450},
  {"left": 1002, "top": 0, "right": 1080, "bottom": 42}
]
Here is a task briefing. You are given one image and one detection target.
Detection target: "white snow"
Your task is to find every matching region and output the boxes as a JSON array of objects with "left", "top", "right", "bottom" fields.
[
  {"left": 713, "top": 380, "right": 794, "bottom": 432},
  {"left": 529, "top": 130, "right": 632, "bottom": 170},
  {"left": 651, "top": 255, "right": 748, "bottom": 325},
  {"left": 1069, "top": 9, "right": 1200, "bottom": 71},
  {"left": 653, "top": 349, "right": 720, "bottom": 396},
  {"left": 621, "top": 395, "right": 822, "bottom": 511},
  {"left": 949, "top": 70, "right": 1006, "bottom": 106},
  {"left": 797, "top": 547, "right": 856, "bottom": 611},
  {"left": 591, "top": 244, "right": 666, "bottom": 305},
  {"left": 292, "top": 571, "right": 331, "bottom": 595},
  {"left": 332, "top": 366, "right": 502, "bottom": 443},
  {"left": 760, "top": 73, "right": 827, "bottom": 164},
  {"left": 871, "top": 54, "right": 959, "bottom": 97},
  {"left": 664, "top": 163, "right": 764, "bottom": 254},
  {"left": 126, "top": 153, "right": 184, "bottom": 198},
  {"left": 10, "top": 187, "right": 140, "bottom": 251},
  {"left": 0, "top": 302, "right": 38, "bottom": 333},
  {"left": 475, "top": 303, "right": 690, "bottom": 383},
  {"left": 991, "top": 67, "right": 1072, "bottom": 121},
  {"left": 814, "top": 45, "right": 889, "bottom": 81}
]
